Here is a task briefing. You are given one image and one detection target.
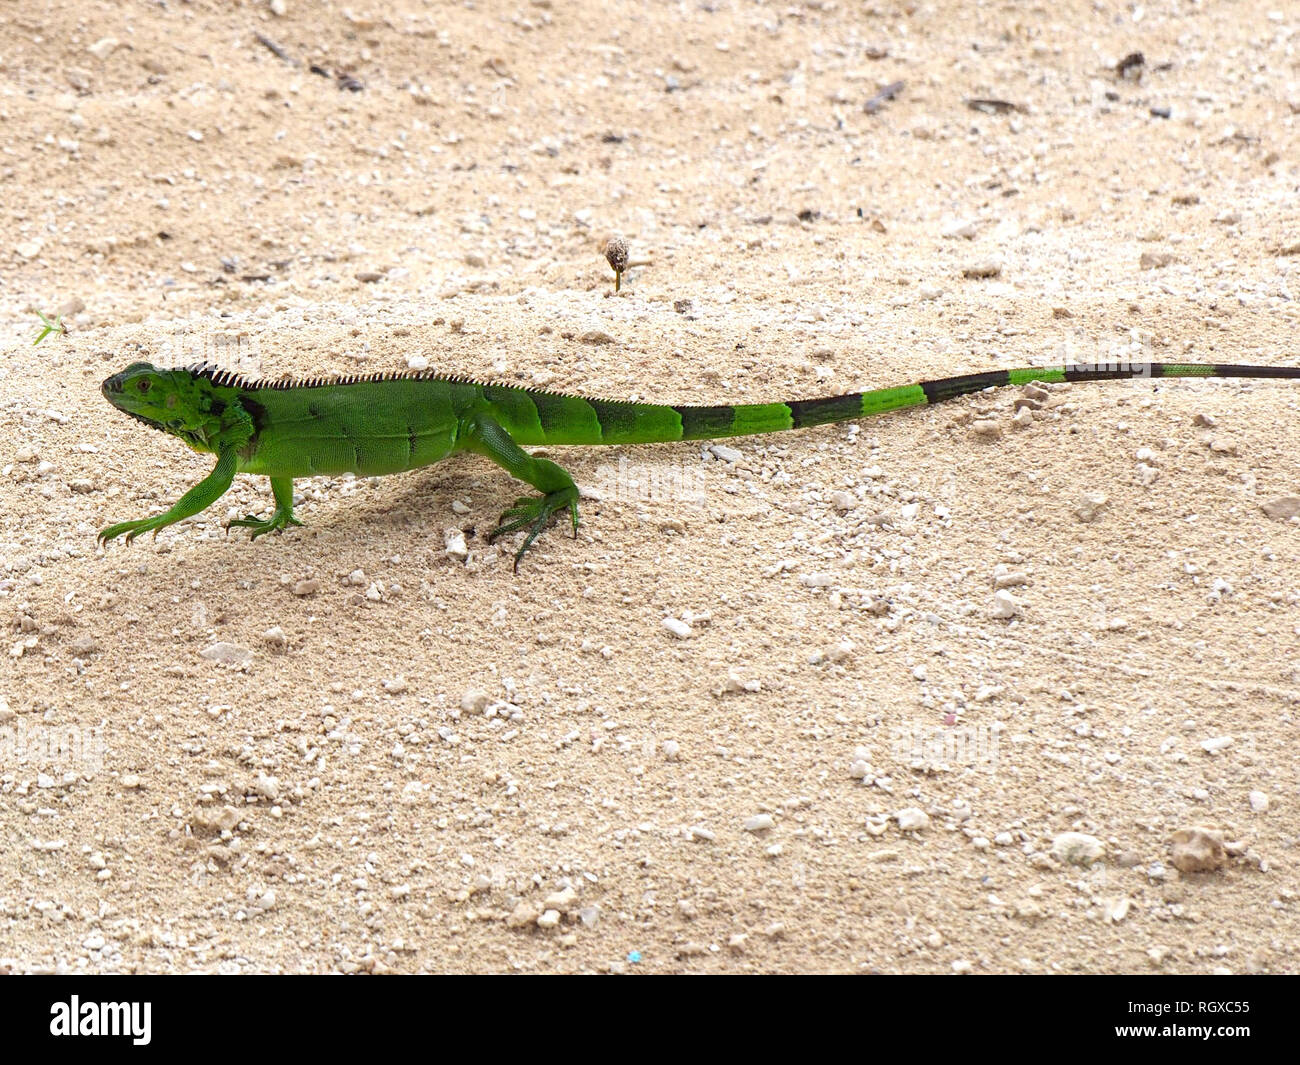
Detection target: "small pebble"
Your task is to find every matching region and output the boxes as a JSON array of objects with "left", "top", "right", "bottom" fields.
[
  {"left": 662, "top": 616, "right": 692, "bottom": 639},
  {"left": 1170, "top": 826, "right": 1226, "bottom": 873},
  {"left": 444, "top": 529, "right": 469, "bottom": 561},
  {"left": 460, "top": 690, "right": 490, "bottom": 714},
  {"left": 962, "top": 260, "right": 1002, "bottom": 279},
  {"left": 1051, "top": 831, "right": 1105, "bottom": 867},
  {"left": 544, "top": 887, "right": 578, "bottom": 910},
  {"left": 200, "top": 642, "right": 252, "bottom": 666},
  {"left": 1074, "top": 492, "right": 1109, "bottom": 522},
  {"left": 990, "top": 590, "right": 1021, "bottom": 619},
  {"left": 895, "top": 807, "right": 929, "bottom": 832},
  {"left": 743, "top": 814, "right": 775, "bottom": 833},
  {"left": 1260, "top": 496, "right": 1300, "bottom": 520}
]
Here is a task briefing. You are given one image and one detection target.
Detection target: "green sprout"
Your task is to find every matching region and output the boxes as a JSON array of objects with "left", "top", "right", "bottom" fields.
[{"left": 33, "top": 309, "right": 66, "bottom": 346}]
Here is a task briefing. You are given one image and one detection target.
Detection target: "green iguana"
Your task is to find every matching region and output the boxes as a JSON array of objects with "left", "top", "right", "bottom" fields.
[{"left": 99, "top": 360, "right": 1299, "bottom": 568}]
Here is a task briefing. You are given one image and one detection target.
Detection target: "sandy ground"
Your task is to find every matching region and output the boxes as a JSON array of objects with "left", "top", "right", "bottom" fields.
[{"left": 1, "top": 0, "right": 1298, "bottom": 974}]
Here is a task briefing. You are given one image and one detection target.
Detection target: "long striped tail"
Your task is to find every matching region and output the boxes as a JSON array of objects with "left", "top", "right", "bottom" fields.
[{"left": 515, "top": 362, "right": 1300, "bottom": 445}]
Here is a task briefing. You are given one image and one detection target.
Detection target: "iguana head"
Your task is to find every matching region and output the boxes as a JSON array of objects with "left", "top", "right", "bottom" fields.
[{"left": 102, "top": 362, "right": 243, "bottom": 453}]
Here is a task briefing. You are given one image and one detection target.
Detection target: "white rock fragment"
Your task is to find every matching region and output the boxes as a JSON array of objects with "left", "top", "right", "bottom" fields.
[
  {"left": 544, "top": 886, "right": 578, "bottom": 910},
  {"left": 460, "top": 690, "right": 490, "bottom": 714},
  {"left": 942, "top": 218, "right": 980, "bottom": 240},
  {"left": 992, "top": 567, "right": 1028, "bottom": 590},
  {"left": 810, "top": 639, "right": 854, "bottom": 665},
  {"left": 990, "top": 590, "right": 1021, "bottom": 619},
  {"left": 962, "top": 259, "right": 1002, "bottom": 279},
  {"left": 1076, "top": 494, "right": 1107, "bottom": 522},
  {"left": 971, "top": 419, "right": 1002, "bottom": 438},
  {"left": 1200, "top": 735, "right": 1233, "bottom": 754},
  {"left": 708, "top": 444, "right": 743, "bottom": 463},
  {"left": 443, "top": 528, "right": 469, "bottom": 561},
  {"left": 662, "top": 616, "right": 693, "bottom": 639},
  {"left": 848, "top": 747, "right": 872, "bottom": 779},
  {"left": 506, "top": 901, "right": 540, "bottom": 928},
  {"left": 1051, "top": 832, "right": 1105, "bottom": 867},
  {"left": 406, "top": 354, "right": 430, "bottom": 372},
  {"left": 1248, "top": 790, "right": 1269, "bottom": 813},
  {"left": 721, "top": 670, "right": 761, "bottom": 694},
  {"left": 87, "top": 37, "right": 120, "bottom": 60},
  {"left": 537, "top": 909, "right": 562, "bottom": 929},
  {"left": 743, "top": 814, "right": 775, "bottom": 833},
  {"left": 895, "top": 807, "right": 929, "bottom": 832},
  {"left": 200, "top": 642, "right": 252, "bottom": 666}
]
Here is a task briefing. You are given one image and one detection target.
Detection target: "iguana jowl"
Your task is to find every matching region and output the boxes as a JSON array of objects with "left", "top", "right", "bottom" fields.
[{"left": 99, "top": 361, "right": 1300, "bottom": 568}]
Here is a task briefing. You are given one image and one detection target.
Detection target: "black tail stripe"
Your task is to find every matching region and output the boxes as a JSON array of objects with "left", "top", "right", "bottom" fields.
[
  {"left": 921, "top": 370, "right": 1010, "bottom": 404},
  {"left": 1063, "top": 367, "right": 1160, "bottom": 382},
  {"left": 786, "top": 393, "right": 865, "bottom": 428},
  {"left": 588, "top": 399, "right": 642, "bottom": 440},
  {"left": 675, "top": 405, "right": 739, "bottom": 438},
  {"left": 1209, "top": 363, "right": 1300, "bottom": 378}
]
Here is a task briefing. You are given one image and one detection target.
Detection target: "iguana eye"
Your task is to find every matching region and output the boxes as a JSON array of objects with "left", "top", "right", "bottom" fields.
[{"left": 138, "top": 380, "right": 152, "bottom": 394}]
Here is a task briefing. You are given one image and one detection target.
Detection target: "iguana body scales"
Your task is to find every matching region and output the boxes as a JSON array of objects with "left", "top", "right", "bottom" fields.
[{"left": 99, "top": 360, "right": 1300, "bottom": 567}]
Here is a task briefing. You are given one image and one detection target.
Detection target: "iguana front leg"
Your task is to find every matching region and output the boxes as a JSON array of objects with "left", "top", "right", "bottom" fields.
[
  {"left": 99, "top": 447, "right": 239, "bottom": 545},
  {"left": 227, "top": 476, "right": 303, "bottom": 540},
  {"left": 460, "top": 413, "right": 579, "bottom": 571}
]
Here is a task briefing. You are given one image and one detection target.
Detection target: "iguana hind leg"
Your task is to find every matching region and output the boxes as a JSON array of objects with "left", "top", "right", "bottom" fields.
[
  {"left": 99, "top": 447, "right": 239, "bottom": 546},
  {"left": 228, "top": 476, "right": 303, "bottom": 540},
  {"left": 460, "top": 414, "right": 579, "bottom": 571}
]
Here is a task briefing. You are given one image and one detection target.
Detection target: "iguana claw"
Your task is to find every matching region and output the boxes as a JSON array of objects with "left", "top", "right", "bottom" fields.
[
  {"left": 98, "top": 518, "right": 164, "bottom": 545},
  {"left": 227, "top": 509, "right": 303, "bottom": 540},
  {"left": 487, "top": 485, "right": 580, "bottom": 571}
]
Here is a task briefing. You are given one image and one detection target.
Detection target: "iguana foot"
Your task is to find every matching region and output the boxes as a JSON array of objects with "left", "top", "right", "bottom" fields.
[
  {"left": 227, "top": 509, "right": 303, "bottom": 541},
  {"left": 487, "top": 485, "right": 579, "bottom": 571},
  {"left": 98, "top": 517, "right": 165, "bottom": 545}
]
